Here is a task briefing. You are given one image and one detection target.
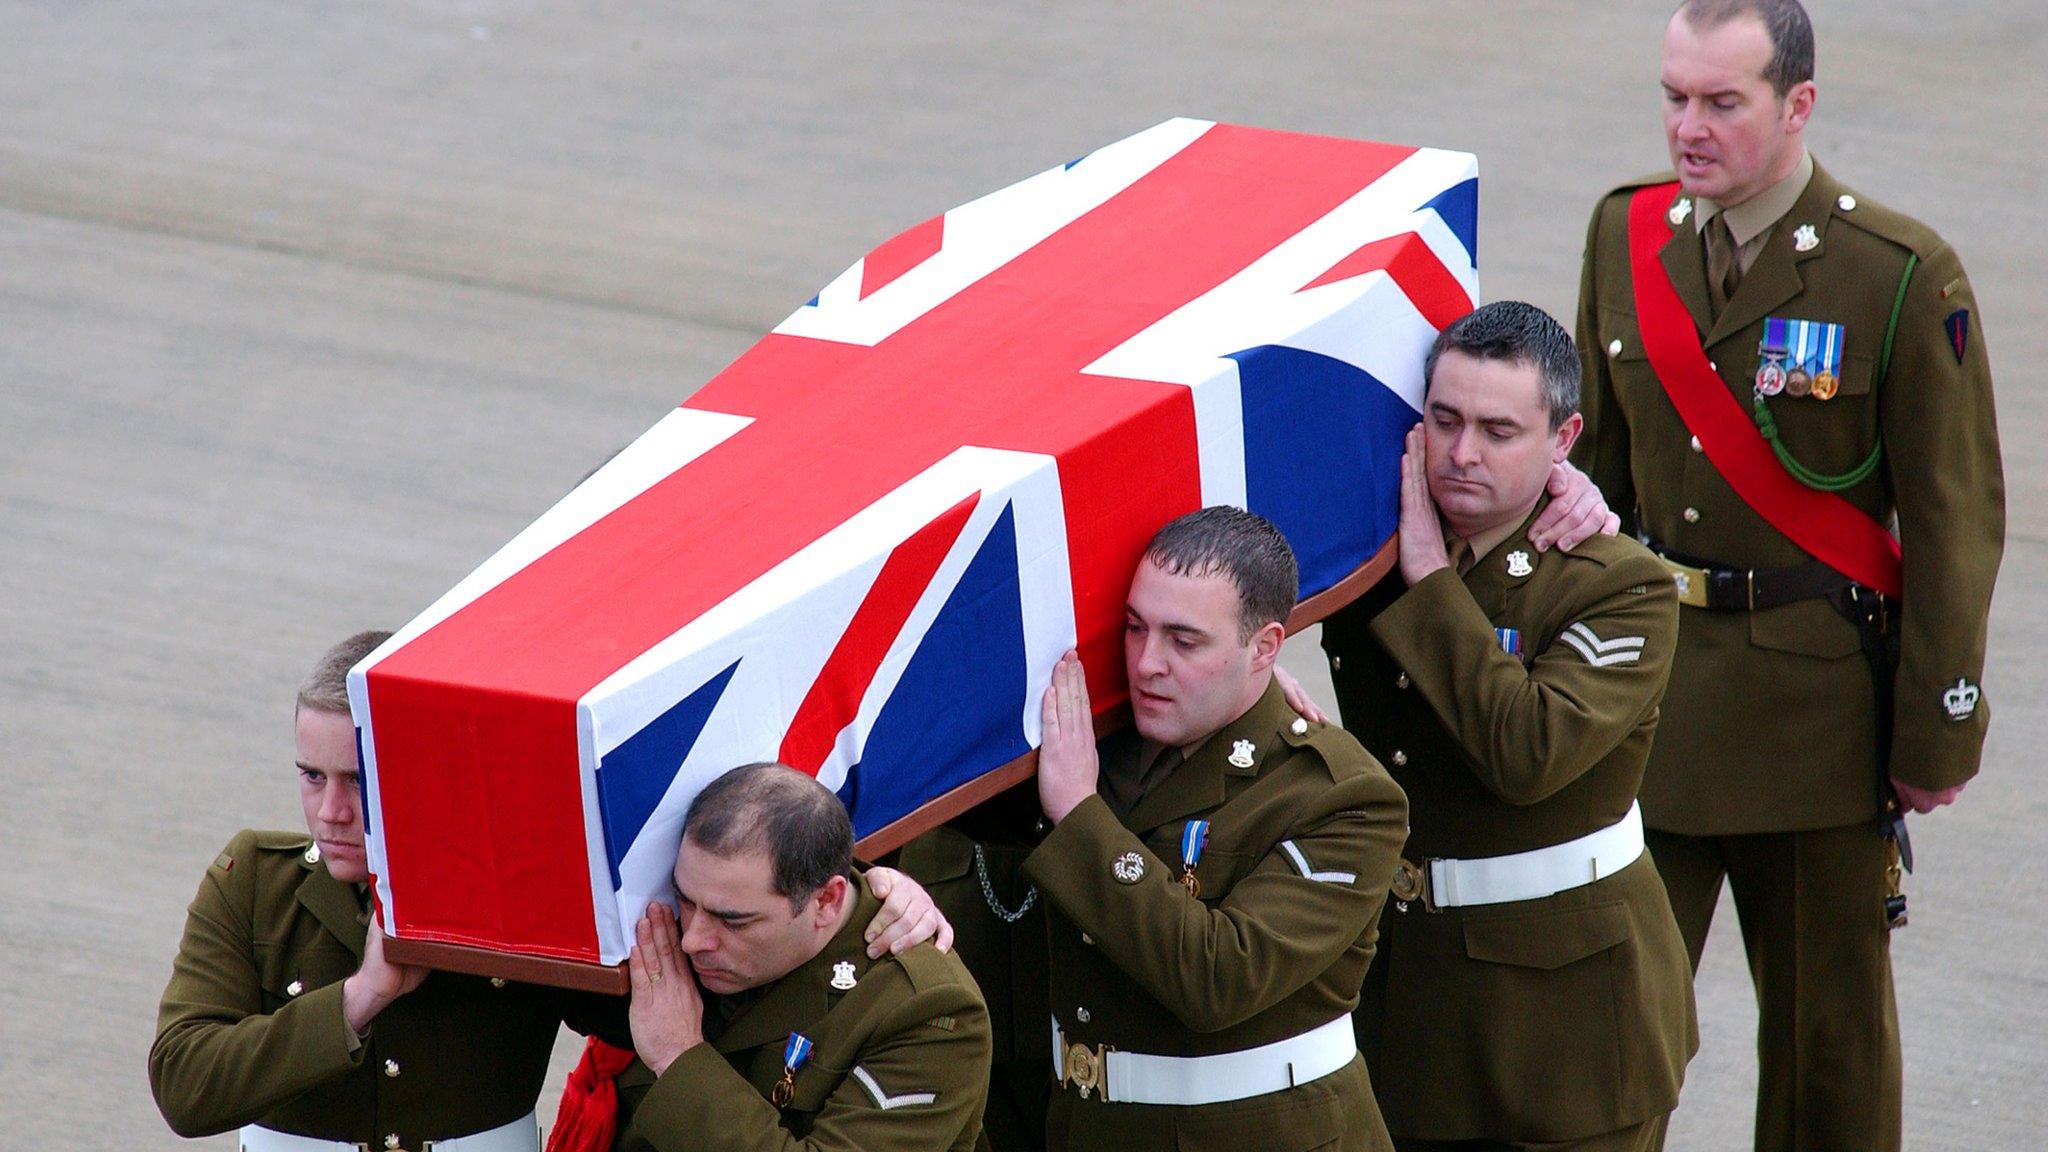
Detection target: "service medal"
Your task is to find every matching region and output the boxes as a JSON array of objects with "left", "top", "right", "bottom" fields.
[
  {"left": 1784, "top": 367, "right": 1812, "bottom": 397},
  {"left": 773, "top": 1032, "right": 814, "bottom": 1108},
  {"left": 1180, "top": 819, "right": 1209, "bottom": 898},
  {"left": 1811, "top": 370, "right": 1838, "bottom": 400},
  {"left": 1754, "top": 358, "right": 1786, "bottom": 396}
]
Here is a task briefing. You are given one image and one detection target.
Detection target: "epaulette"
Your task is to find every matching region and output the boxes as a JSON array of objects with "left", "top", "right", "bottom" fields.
[
  {"left": 1826, "top": 187, "right": 1949, "bottom": 261},
  {"left": 890, "top": 940, "right": 972, "bottom": 997},
  {"left": 1279, "top": 719, "right": 1370, "bottom": 783}
]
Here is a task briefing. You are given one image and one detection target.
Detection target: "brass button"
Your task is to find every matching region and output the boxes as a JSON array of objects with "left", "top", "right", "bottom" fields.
[
  {"left": 1076, "top": 1006, "right": 1091, "bottom": 1024},
  {"left": 490, "top": 978, "right": 507, "bottom": 988},
  {"left": 384, "top": 1059, "right": 400, "bottom": 1078},
  {"left": 1838, "top": 194, "right": 1857, "bottom": 211},
  {"left": 1080, "top": 932, "right": 1094, "bottom": 946},
  {"left": 1395, "top": 672, "right": 1409, "bottom": 689},
  {"left": 1607, "top": 338, "right": 1623, "bottom": 357},
  {"left": 1391, "top": 750, "right": 1408, "bottom": 767},
  {"left": 1683, "top": 507, "right": 1701, "bottom": 524},
  {"left": 1330, "top": 655, "right": 1343, "bottom": 672},
  {"left": 385, "top": 1137, "right": 400, "bottom": 1151},
  {"left": 1690, "top": 436, "right": 1703, "bottom": 453},
  {"left": 286, "top": 980, "right": 303, "bottom": 997}
]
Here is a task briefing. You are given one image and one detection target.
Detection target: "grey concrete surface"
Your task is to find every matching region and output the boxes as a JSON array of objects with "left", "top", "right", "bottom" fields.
[{"left": 1, "top": 3, "right": 2040, "bottom": 1148}]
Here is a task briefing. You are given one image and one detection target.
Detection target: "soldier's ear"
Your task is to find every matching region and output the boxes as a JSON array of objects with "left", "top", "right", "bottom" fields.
[
  {"left": 1552, "top": 412, "right": 1584, "bottom": 463},
  {"left": 1247, "top": 620, "right": 1286, "bottom": 673},
  {"left": 1782, "top": 80, "right": 1816, "bottom": 134}
]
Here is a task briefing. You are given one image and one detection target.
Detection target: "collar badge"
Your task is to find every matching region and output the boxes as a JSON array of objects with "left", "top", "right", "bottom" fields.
[
  {"left": 1506, "top": 550, "right": 1534, "bottom": 578},
  {"left": 1228, "top": 739, "right": 1257, "bottom": 768},
  {"left": 1669, "top": 198, "right": 1693, "bottom": 225},
  {"left": 1793, "top": 223, "right": 1819, "bottom": 252},
  {"left": 830, "top": 960, "right": 858, "bottom": 991}
]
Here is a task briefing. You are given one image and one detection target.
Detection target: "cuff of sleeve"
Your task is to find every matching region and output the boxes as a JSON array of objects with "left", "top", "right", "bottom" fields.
[
  {"left": 1022, "top": 795, "right": 1155, "bottom": 925},
  {"left": 297, "top": 980, "right": 367, "bottom": 1072},
  {"left": 634, "top": 1044, "right": 762, "bottom": 1150}
]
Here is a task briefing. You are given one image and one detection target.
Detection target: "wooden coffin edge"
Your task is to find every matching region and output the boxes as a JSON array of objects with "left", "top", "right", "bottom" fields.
[{"left": 384, "top": 534, "right": 1398, "bottom": 992}]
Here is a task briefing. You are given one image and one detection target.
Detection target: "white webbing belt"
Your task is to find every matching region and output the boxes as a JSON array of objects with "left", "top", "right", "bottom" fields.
[
  {"left": 1052, "top": 1014, "right": 1356, "bottom": 1106},
  {"left": 240, "top": 1110, "right": 539, "bottom": 1152},
  {"left": 1428, "top": 802, "right": 1645, "bottom": 908}
]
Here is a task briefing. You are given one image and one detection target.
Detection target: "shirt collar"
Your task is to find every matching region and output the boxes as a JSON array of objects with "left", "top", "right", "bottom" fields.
[{"left": 1695, "top": 149, "right": 1813, "bottom": 246}]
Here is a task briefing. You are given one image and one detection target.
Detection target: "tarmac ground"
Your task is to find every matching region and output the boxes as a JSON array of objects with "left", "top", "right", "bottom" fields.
[{"left": 2, "top": 4, "right": 2042, "bottom": 1148}]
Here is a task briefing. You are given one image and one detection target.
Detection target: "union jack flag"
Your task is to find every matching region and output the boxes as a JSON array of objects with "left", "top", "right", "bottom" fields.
[{"left": 349, "top": 118, "right": 1478, "bottom": 967}]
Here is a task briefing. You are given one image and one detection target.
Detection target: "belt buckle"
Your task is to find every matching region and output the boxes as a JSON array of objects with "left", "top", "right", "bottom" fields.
[
  {"left": 1390, "top": 859, "right": 1437, "bottom": 913},
  {"left": 1061, "top": 1039, "right": 1109, "bottom": 1100},
  {"left": 1662, "top": 558, "right": 1709, "bottom": 608}
]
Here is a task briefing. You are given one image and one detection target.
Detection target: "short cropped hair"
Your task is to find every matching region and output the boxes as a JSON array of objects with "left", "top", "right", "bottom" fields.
[
  {"left": 1143, "top": 507, "right": 1298, "bottom": 643},
  {"left": 1679, "top": 0, "right": 1815, "bottom": 95},
  {"left": 1424, "top": 301, "right": 1581, "bottom": 431},
  {"left": 296, "top": 630, "right": 392, "bottom": 716},
  {"left": 683, "top": 763, "right": 855, "bottom": 912}
]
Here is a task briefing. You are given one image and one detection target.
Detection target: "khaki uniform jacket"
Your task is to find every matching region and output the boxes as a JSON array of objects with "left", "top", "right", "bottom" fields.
[
  {"left": 1322, "top": 514, "right": 1696, "bottom": 1141},
  {"left": 1574, "top": 160, "right": 2004, "bottom": 834},
  {"left": 619, "top": 874, "right": 991, "bottom": 1152},
  {"left": 150, "top": 829, "right": 626, "bottom": 1146},
  {"left": 1021, "top": 681, "right": 1409, "bottom": 1152}
]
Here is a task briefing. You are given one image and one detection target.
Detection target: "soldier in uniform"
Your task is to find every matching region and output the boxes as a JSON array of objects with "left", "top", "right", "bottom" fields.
[
  {"left": 617, "top": 763, "right": 992, "bottom": 1152},
  {"left": 1313, "top": 302, "right": 1697, "bottom": 1150},
  {"left": 151, "top": 632, "right": 953, "bottom": 1152},
  {"left": 1572, "top": 3, "right": 2005, "bottom": 1149},
  {"left": 1027, "top": 506, "right": 1410, "bottom": 1152}
]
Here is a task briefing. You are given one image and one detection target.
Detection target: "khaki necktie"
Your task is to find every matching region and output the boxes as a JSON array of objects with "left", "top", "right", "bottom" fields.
[{"left": 1706, "top": 214, "right": 1742, "bottom": 315}]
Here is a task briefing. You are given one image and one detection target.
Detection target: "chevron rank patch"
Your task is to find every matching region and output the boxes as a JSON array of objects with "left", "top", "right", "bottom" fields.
[
  {"left": 852, "top": 1065, "right": 937, "bottom": 1110},
  {"left": 1558, "top": 622, "right": 1645, "bottom": 667}
]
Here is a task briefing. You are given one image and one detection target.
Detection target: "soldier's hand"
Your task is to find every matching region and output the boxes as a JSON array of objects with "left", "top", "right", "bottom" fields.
[
  {"left": 628, "top": 901, "right": 705, "bottom": 1077},
  {"left": 1529, "top": 459, "right": 1620, "bottom": 553},
  {"left": 1396, "top": 425, "right": 1453, "bottom": 586},
  {"left": 1891, "top": 776, "right": 1966, "bottom": 814},
  {"left": 342, "top": 917, "right": 428, "bottom": 1035},
  {"left": 1038, "top": 649, "right": 1100, "bottom": 825},
  {"left": 1272, "top": 665, "right": 1329, "bottom": 724},
  {"left": 864, "top": 867, "right": 954, "bottom": 956}
]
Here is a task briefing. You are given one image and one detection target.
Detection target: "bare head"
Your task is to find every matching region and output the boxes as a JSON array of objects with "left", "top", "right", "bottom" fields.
[
  {"left": 1663, "top": 0, "right": 1816, "bottom": 206},
  {"left": 295, "top": 630, "right": 391, "bottom": 885}
]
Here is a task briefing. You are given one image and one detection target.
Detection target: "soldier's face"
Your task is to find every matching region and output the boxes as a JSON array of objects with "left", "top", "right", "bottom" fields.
[
  {"left": 1423, "top": 351, "right": 1580, "bottom": 540},
  {"left": 1124, "top": 560, "right": 1283, "bottom": 748},
  {"left": 1660, "top": 12, "right": 1814, "bottom": 207},
  {"left": 296, "top": 707, "right": 369, "bottom": 885},
  {"left": 672, "top": 840, "right": 851, "bottom": 995}
]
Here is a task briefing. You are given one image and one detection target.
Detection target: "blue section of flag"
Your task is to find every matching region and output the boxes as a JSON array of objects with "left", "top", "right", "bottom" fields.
[
  {"left": 1181, "top": 820, "right": 1210, "bottom": 871},
  {"left": 1233, "top": 344, "right": 1418, "bottom": 598},
  {"left": 1420, "top": 178, "right": 1479, "bottom": 265},
  {"left": 596, "top": 660, "right": 741, "bottom": 890},
  {"left": 355, "top": 726, "right": 373, "bottom": 836},
  {"left": 839, "top": 504, "right": 1032, "bottom": 838}
]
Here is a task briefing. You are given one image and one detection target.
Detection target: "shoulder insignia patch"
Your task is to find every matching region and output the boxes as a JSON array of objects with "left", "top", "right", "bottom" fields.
[
  {"left": 1945, "top": 309, "right": 1970, "bottom": 364},
  {"left": 1558, "top": 622, "right": 1646, "bottom": 667}
]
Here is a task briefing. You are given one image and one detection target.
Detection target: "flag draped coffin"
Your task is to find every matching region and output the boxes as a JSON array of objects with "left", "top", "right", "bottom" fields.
[{"left": 349, "top": 117, "right": 1479, "bottom": 969}]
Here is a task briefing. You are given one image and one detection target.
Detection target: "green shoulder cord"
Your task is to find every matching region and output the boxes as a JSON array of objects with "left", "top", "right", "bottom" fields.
[{"left": 1751, "top": 251, "right": 1916, "bottom": 492}]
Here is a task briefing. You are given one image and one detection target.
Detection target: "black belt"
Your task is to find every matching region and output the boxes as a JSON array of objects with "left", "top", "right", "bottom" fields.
[{"left": 1643, "top": 538, "right": 1861, "bottom": 612}]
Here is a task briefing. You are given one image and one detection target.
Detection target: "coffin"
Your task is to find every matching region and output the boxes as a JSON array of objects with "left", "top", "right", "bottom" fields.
[{"left": 349, "top": 117, "right": 1477, "bottom": 989}]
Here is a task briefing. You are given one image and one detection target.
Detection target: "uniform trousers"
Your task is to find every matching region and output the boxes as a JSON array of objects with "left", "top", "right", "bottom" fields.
[
  {"left": 1646, "top": 824, "right": 1901, "bottom": 1152},
  {"left": 1394, "top": 1116, "right": 1660, "bottom": 1152}
]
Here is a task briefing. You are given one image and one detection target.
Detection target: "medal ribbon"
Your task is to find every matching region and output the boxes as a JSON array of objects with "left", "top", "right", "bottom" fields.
[
  {"left": 1180, "top": 820, "right": 1209, "bottom": 897},
  {"left": 1495, "top": 627, "right": 1521, "bottom": 656},
  {"left": 1625, "top": 183, "right": 1901, "bottom": 596}
]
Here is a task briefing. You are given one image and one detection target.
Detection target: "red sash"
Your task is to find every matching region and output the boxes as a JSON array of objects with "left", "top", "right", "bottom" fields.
[{"left": 1626, "top": 182, "right": 1902, "bottom": 597}]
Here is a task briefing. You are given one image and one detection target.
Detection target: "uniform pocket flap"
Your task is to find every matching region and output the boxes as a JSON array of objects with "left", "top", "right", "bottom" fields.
[
  {"left": 1462, "top": 900, "right": 1630, "bottom": 970},
  {"left": 1748, "top": 596, "right": 1862, "bottom": 661},
  {"left": 1597, "top": 306, "right": 1651, "bottom": 362}
]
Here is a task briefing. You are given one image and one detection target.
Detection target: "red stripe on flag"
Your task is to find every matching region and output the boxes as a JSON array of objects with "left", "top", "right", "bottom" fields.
[
  {"left": 779, "top": 495, "right": 979, "bottom": 773},
  {"left": 1300, "top": 232, "right": 1473, "bottom": 330},
  {"left": 860, "top": 214, "right": 946, "bottom": 300}
]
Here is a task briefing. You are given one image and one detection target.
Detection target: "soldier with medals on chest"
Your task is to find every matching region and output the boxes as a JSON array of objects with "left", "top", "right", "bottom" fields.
[
  {"left": 1572, "top": 2, "right": 2005, "bottom": 1150},
  {"left": 1026, "top": 507, "right": 1409, "bottom": 1152},
  {"left": 1302, "top": 303, "right": 1696, "bottom": 1151},
  {"left": 614, "top": 763, "right": 991, "bottom": 1152}
]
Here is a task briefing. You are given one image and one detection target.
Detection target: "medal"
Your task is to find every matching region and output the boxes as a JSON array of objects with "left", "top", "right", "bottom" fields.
[
  {"left": 1754, "top": 358, "right": 1786, "bottom": 396},
  {"left": 1811, "top": 370, "right": 1838, "bottom": 400},
  {"left": 1810, "top": 322, "right": 1844, "bottom": 400},
  {"left": 1756, "top": 318, "right": 1790, "bottom": 396},
  {"left": 772, "top": 1032, "right": 814, "bottom": 1108},
  {"left": 1180, "top": 819, "right": 1210, "bottom": 898},
  {"left": 1785, "top": 367, "right": 1810, "bottom": 395}
]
